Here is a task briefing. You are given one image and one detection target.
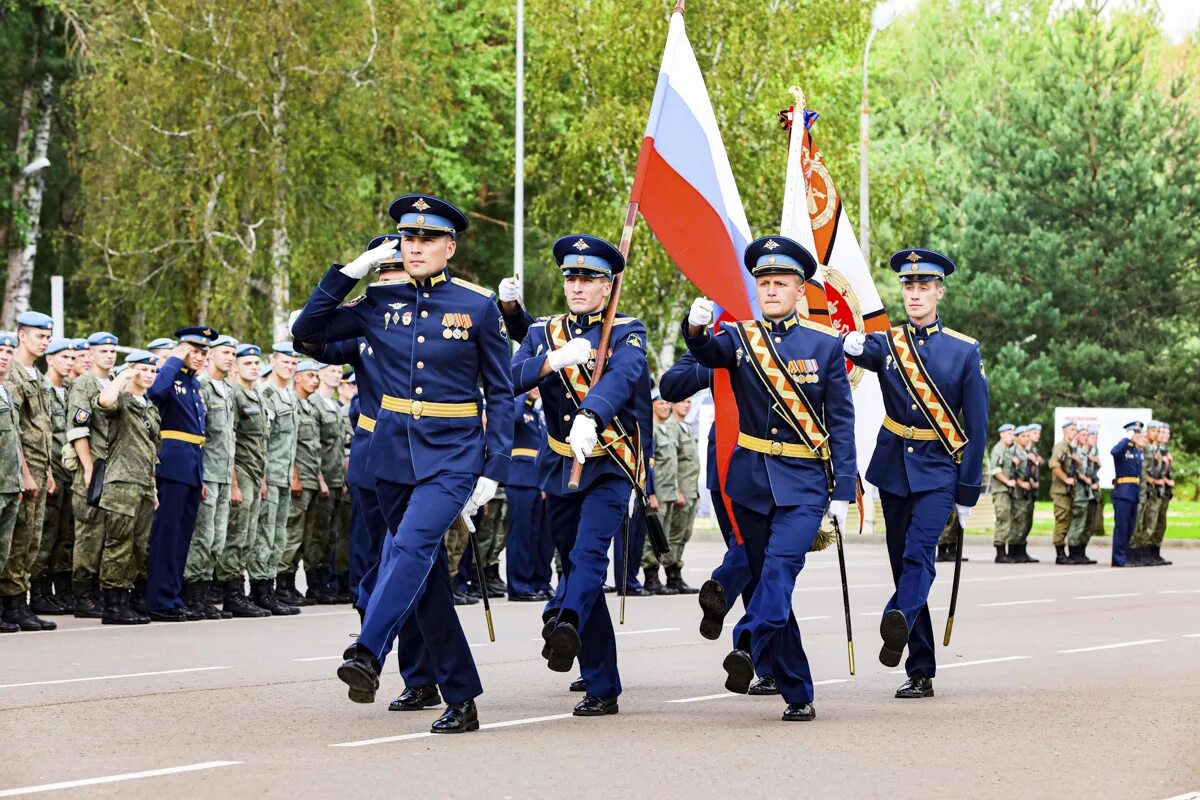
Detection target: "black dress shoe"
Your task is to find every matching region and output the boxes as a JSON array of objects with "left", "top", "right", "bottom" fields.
[
  {"left": 722, "top": 649, "right": 754, "bottom": 694},
  {"left": 148, "top": 607, "right": 188, "bottom": 622},
  {"left": 895, "top": 675, "right": 934, "bottom": 698},
  {"left": 389, "top": 685, "right": 442, "bottom": 711},
  {"left": 569, "top": 676, "right": 588, "bottom": 693},
  {"left": 540, "top": 618, "right": 555, "bottom": 660},
  {"left": 535, "top": 589, "right": 554, "bottom": 601},
  {"left": 781, "top": 702, "right": 816, "bottom": 721},
  {"left": 622, "top": 586, "right": 651, "bottom": 597},
  {"left": 573, "top": 695, "right": 618, "bottom": 717},
  {"left": 748, "top": 676, "right": 779, "bottom": 695},
  {"left": 698, "top": 580, "right": 727, "bottom": 641},
  {"left": 431, "top": 700, "right": 479, "bottom": 734},
  {"left": 879, "top": 609, "right": 908, "bottom": 668},
  {"left": 547, "top": 622, "right": 581, "bottom": 673},
  {"left": 602, "top": 584, "right": 616, "bottom": 594},
  {"left": 336, "top": 645, "right": 382, "bottom": 703},
  {"left": 507, "top": 592, "right": 543, "bottom": 602}
]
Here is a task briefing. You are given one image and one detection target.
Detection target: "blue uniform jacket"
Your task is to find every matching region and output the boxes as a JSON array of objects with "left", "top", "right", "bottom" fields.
[
  {"left": 848, "top": 318, "right": 988, "bottom": 506},
  {"left": 291, "top": 265, "right": 514, "bottom": 485},
  {"left": 659, "top": 351, "right": 719, "bottom": 493},
  {"left": 509, "top": 394, "right": 546, "bottom": 489},
  {"left": 148, "top": 356, "right": 206, "bottom": 487},
  {"left": 1111, "top": 437, "right": 1143, "bottom": 502},
  {"left": 295, "top": 337, "right": 378, "bottom": 490},
  {"left": 683, "top": 313, "right": 856, "bottom": 513},
  {"left": 512, "top": 312, "right": 652, "bottom": 496}
]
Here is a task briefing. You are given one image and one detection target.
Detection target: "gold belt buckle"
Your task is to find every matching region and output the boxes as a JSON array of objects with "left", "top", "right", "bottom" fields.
[
  {"left": 769, "top": 441, "right": 783, "bottom": 456},
  {"left": 410, "top": 400, "right": 424, "bottom": 419},
  {"left": 903, "top": 425, "right": 915, "bottom": 439}
]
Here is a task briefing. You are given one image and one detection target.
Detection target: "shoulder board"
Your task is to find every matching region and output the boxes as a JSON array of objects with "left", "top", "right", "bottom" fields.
[
  {"left": 941, "top": 327, "right": 977, "bottom": 345},
  {"left": 612, "top": 316, "right": 639, "bottom": 327},
  {"left": 451, "top": 277, "right": 493, "bottom": 297},
  {"left": 529, "top": 320, "right": 547, "bottom": 329},
  {"left": 796, "top": 318, "right": 839, "bottom": 338},
  {"left": 340, "top": 294, "right": 366, "bottom": 308}
]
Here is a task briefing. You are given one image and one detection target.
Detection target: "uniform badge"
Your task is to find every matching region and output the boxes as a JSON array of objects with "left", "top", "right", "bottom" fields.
[
  {"left": 74, "top": 408, "right": 91, "bottom": 425},
  {"left": 402, "top": 311, "right": 413, "bottom": 326},
  {"left": 536, "top": 343, "right": 544, "bottom": 356},
  {"left": 412, "top": 198, "right": 431, "bottom": 211},
  {"left": 627, "top": 333, "right": 642, "bottom": 349},
  {"left": 735, "top": 348, "right": 744, "bottom": 365},
  {"left": 341, "top": 294, "right": 366, "bottom": 308},
  {"left": 573, "top": 238, "right": 589, "bottom": 251},
  {"left": 441, "top": 312, "right": 473, "bottom": 340},
  {"left": 499, "top": 318, "right": 509, "bottom": 341},
  {"left": 979, "top": 359, "right": 986, "bottom": 379}
]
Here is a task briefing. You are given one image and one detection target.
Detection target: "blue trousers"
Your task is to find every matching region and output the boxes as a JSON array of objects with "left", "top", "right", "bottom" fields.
[
  {"left": 357, "top": 473, "right": 480, "bottom": 704},
  {"left": 879, "top": 487, "right": 955, "bottom": 679},
  {"left": 359, "top": 517, "right": 436, "bottom": 688},
  {"left": 612, "top": 502, "right": 645, "bottom": 593},
  {"left": 731, "top": 500, "right": 825, "bottom": 705},
  {"left": 1111, "top": 497, "right": 1138, "bottom": 566},
  {"left": 348, "top": 483, "right": 387, "bottom": 609},
  {"left": 711, "top": 490, "right": 755, "bottom": 614},
  {"left": 505, "top": 487, "right": 554, "bottom": 596},
  {"left": 542, "top": 477, "right": 627, "bottom": 698},
  {"left": 146, "top": 478, "right": 202, "bottom": 611}
]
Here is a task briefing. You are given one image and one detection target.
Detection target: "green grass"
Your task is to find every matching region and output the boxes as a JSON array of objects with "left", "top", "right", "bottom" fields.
[{"left": 969, "top": 499, "right": 1200, "bottom": 539}]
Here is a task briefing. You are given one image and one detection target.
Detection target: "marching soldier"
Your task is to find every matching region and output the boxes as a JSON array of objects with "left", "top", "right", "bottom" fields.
[
  {"left": 642, "top": 390, "right": 678, "bottom": 595},
  {"left": 0, "top": 312, "right": 56, "bottom": 632},
  {"left": 252, "top": 344, "right": 301, "bottom": 610},
  {"left": 1049, "top": 421, "right": 1078, "bottom": 564},
  {"left": 94, "top": 351, "right": 162, "bottom": 624},
  {"left": 844, "top": 247, "right": 988, "bottom": 699},
  {"left": 505, "top": 389, "right": 553, "bottom": 601},
  {"left": 277, "top": 359, "right": 326, "bottom": 606},
  {"left": 182, "top": 334, "right": 238, "bottom": 620},
  {"left": 1065, "top": 426, "right": 1100, "bottom": 564},
  {"left": 1110, "top": 421, "right": 1145, "bottom": 567},
  {"left": 0, "top": 332, "right": 24, "bottom": 633},
  {"left": 144, "top": 327, "right": 213, "bottom": 621},
  {"left": 296, "top": 195, "right": 514, "bottom": 735},
  {"left": 1150, "top": 423, "right": 1174, "bottom": 566},
  {"left": 988, "top": 424, "right": 1016, "bottom": 563},
  {"left": 30, "top": 338, "right": 77, "bottom": 614},
  {"left": 686, "top": 234, "right": 856, "bottom": 721},
  {"left": 67, "top": 331, "right": 119, "bottom": 617}
]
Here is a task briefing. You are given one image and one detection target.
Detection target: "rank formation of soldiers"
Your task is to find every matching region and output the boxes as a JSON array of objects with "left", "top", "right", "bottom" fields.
[{"left": 2, "top": 195, "right": 1180, "bottom": 728}]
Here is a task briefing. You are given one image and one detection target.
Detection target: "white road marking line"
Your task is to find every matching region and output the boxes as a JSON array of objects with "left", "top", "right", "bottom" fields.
[
  {"left": 293, "top": 656, "right": 340, "bottom": 662},
  {"left": 978, "top": 599, "right": 1056, "bottom": 608},
  {"left": 1074, "top": 593, "right": 1142, "bottom": 600},
  {"left": 615, "top": 627, "right": 680, "bottom": 636},
  {"left": 1184, "top": 634, "right": 1200, "bottom": 639},
  {"left": 0, "top": 666, "right": 230, "bottom": 690},
  {"left": 330, "top": 713, "right": 574, "bottom": 748},
  {"left": 1159, "top": 589, "right": 1200, "bottom": 595},
  {"left": 1058, "top": 639, "right": 1165, "bottom": 654},
  {"left": 0, "top": 760, "right": 241, "bottom": 797},
  {"left": 1159, "top": 792, "right": 1200, "bottom": 800},
  {"left": 666, "top": 678, "right": 849, "bottom": 704},
  {"left": 888, "top": 656, "right": 1029, "bottom": 675}
]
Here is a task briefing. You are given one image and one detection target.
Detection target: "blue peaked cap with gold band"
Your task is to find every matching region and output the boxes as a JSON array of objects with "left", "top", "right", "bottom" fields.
[
  {"left": 174, "top": 325, "right": 218, "bottom": 347},
  {"left": 890, "top": 248, "right": 956, "bottom": 282},
  {"left": 388, "top": 194, "right": 468, "bottom": 238},
  {"left": 743, "top": 235, "right": 818, "bottom": 280},
  {"left": 553, "top": 234, "right": 625, "bottom": 278},
  {"left": 367, "top": 233, "right": 405, "bottom": 270}
]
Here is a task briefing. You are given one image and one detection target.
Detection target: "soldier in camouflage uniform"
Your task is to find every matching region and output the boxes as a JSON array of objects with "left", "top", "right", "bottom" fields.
[
  {"left": 1130, "top": 421, "right": 1167, "bottom": 566},
  {"left": 251, "top": 343, "right": 301, "bottom": 608},
  {"left": 987, "top": 424, "right": 1017, "bottom": 563},
  {"left": 664, "top": 398, "right": 700, "bottom": 594},
  {"left": 279, "top": 360, "right": 326, "bottom": 605},
  {"left": 30, "top": 338, "right": 77, "bottom": 614},
  {"left": 70, "top": 339, "right": 92, "bottom": 378},
  {"left": 0, "top": 312, "right": 56, "bottom": 632},
  {"left": 475, "top": 487, "right": 508, "bottom": 599},
  {"left": 182, "top": 335, "right": 238, "bottom": 619},
  {"left": 642, "top": 392, "right": 677, "bottom": 595},
  {"left": 1065, "top": 426, "right": 1100, "bottom": 564},
  {"left": 305, "top": 362, "right": 345, "bottom": 604},
  {"left": 0, "top": 332, "right": 24, "bottom": 633},
  {"left": 1049, "top": 422, "right": 1078, "bottom": 564},
  {"left": 1019, "top": 423, "right": 1043, "bottom": 561},
  {"left": 67, "top": 331, "right": 119, "bottom": 617},
  {"left": 1150, "top": 423, "right": 1174, "bottom": 566},
  {"left": 1003, "top": 426, "right": 1036, "bottom": 563},
  {"left": 94, "top": 351, "right": 162, "bottom": 624},
  {"left": 333, "top": 371, "right": 357, "bottom": 601}
]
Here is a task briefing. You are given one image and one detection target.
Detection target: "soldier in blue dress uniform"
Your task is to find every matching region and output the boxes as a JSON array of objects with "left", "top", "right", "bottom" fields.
[
  {"left": 842, "top": 248, "right": 988, "bottom": 699},
  {"left": 682, "top": 235, "right": 856, "bottom": 722},
  {"left": 505, "top": 389, "right": 553, "bottom": 601},
  {"left": 1110, "top": 420, "right": 1145, "bottom": 568},
  {"left": 511, "top": 233, "right": 652, "bottom": 717},
  {"left": 292, "top": 196, "right": 514, "bottom": 734},
  {"left": 145, "top": 326, "right": 215, "bottom": 620}
]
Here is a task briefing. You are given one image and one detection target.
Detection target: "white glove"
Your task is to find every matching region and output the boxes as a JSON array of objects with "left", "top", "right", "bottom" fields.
[
  {"left": 287, "top": 309, "right": 302, "bottom": 336},
  {"left": 469, "top": 476, "right": 499, "bottom": 511},
  {"left": 843, "top": 331, "right": 866, "bottom": 357},
  {"left": 827, "top": 500, "right": 849, "bottom": 533},
  {"left": 546, "top": 337, "right": 592, "bottom": 372},
  {"left": 568, "top": 413, "right": 599, "bottom": 464},
  {"left": 498, "top": 276, "right": 521, "bottom": 303},
  {"left": 955, "top": 503, "right": 972, "bottom": 523},
  {"left": 688, "top": 297, "right": 714, "bottom": 328},
  {"left": 340, "top": 238, "right": 399, "bottom": 280}
]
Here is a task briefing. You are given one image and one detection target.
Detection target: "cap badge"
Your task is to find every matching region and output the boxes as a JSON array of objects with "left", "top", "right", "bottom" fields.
[
  {"left": 768, "top": 256, "right": 777, "bottom": 265},
  {"left": 764, "top": 239, "right": 780, "bottom": 250},
  {"left": 573, "top": 238, "right": 589, "bottom": 251},
  {"left": 576, "top": 256, "right": 585, "bottom": 265},
  {"left": 412, "top": 198, "right": 431, "bottom": 211},
  {"left": 416, "top": 215, "right": 425, "bottom": 225},
  {"left": 906, "top": 251, "right": 921, "bottom": 263}
]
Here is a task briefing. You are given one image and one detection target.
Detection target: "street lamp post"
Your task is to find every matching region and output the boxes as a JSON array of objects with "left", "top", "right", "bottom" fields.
[{"left": 860, "top": 3, "right": 897, "bottom": 265}]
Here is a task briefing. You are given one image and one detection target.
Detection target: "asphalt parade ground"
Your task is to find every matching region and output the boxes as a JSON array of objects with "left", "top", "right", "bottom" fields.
[{"left": 1, "top": 540, "right": 1197, "bottom": 800}]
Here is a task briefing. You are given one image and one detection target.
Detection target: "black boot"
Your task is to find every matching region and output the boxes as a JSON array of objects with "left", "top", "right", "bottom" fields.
[
  {"left": 185, "top": 581, "right": 221, "bottom": 620},
  {"left": 131, "top": 580, "right": 149, "bottom": 614},
  {"left": 666, "top": 565, "right": 699, "bottom": 595},
  {"left": 207, "top": 580, "right": 232, "bottom": 618},
  {"left": 336, "top": 572, "right": 353, "bottom": 604},
  {"left": 994, "top": 545, "right": 1014, "bottom": 564},
  {"left": 224, "top": 579, "right": 270, "bottom": 618},
  {"left": 29, "top": 577, "right": 63, "bottom": 615},
  {"left": 6, "top": 593, "right": 56, "bottom": 631},
  {"left": 1054, "top": 545, "right": 1070, "bottom": 565},
  {"left": 0, "top": 597, "right": 17, "bottom": 633},
  {"left": 72, "top": 579, "right": 104, "bottom": 618},
  {"left": 485, "top": 564, "right": 507, "bottom": 597},
  {"left": 304, "top": 567, "right": 337, "bottom": 605},
  {"left": 51, "top": 572, "right": 76, "bottom": 613},
  {"left": 1075, "top": 544, "right": 1097, "bottom": 565},
  {"left": 643, "top": 567, "right": 669, "bottom": 596},
  {"left": 430, "top": 700, "right": 479, "bottom": 733},
  {"left": 1012, "top": 544, "right": 1038, "bottom": 563},
  {"left": 102, "top": 588, "right": 146, "bottom": 625},
  {"left": 1151, "top": 545, "right": 1172, "bottom": 566},
  {"left": 281, "top": 572, "right": 316, "bottom": 606},
  {"left": 935, "top": 544, "right": 953, "bottom": 563},
  {"left": 251, "top": 579, "right": 298, "bottom": 616}
]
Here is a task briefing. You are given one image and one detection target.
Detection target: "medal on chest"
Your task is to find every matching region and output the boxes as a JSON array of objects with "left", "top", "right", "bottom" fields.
[{"left": 442, "top": 313, "right": 473, "bottom": 340}]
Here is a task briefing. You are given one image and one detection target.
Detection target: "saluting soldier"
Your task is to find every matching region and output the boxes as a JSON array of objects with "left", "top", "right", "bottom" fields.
[
  {"left": 0, "top": 332, "right": 24, "bottom": 633},
  {"left": 252, "top": 343, "right": 301, "bottom": 610},
  {"left": 30, "top": 338, "right": 77, "bottom": 615},
  {"left": 1065, "top": 426, "right": 1100, "bottom": 564},
  {"left": 1049, "top": 422, "right": 1079, "bottom": 564},
  {"left": 989, "top": 424, "right": 1016, "bottom": 562},
  {"left": 67, "top": 331, "right": 119, "bottom": 617},
  {"left": 94, "top": 351, "right": 162, "bottom": 625},
  {"left": 295, "top": 195, "right": 514, "bottom": 735},
  {"left": 843, "top": 248, "right": 988, "bottom": 700},
  {"left": 1110, "top": 421, "right": 1145, "bottom": 567},
  {"left": 0, "top": 311, "right": 56, "bottom": 632},
  {"left": 277, "top": 359, "right": 326, "bottom": 606},
  {"left": 144, "top": 327, "right": 213, "bottom": 621}
]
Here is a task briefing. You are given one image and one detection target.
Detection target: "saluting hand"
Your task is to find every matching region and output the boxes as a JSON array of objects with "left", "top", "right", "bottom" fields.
[{"left": 340, "top": 238, "right": 399, "bottom": 280}]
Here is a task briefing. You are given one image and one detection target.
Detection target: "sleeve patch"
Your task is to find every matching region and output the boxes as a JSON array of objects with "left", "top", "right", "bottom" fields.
[
  {"left": 627, "top": 333, "right": 643, "bottom": 349},
  {"left": 499, "top": 318, "right": 509, "bottom": 341},
  {"left": 74, "top": 409, "right": 91, "bottom": 425},
  {"left": 340, "top": 294, "right": 366, "bottom": 308}
]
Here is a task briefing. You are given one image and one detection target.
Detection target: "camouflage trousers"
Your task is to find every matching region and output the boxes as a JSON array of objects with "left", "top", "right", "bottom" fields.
[
  {"left": 939, "top": 513, "right": 961, "bottom": 546},
  {"left": 71, "top": 490, "right": 108, "bottom": 584},
  {"left": 1067, "top": 497, "right": 1097, "bottom": 548},
  {"left": 477, "top": 496, "right": 508, "bottom": 569},
  {"left": 217, "top": 470, "right": 262, "bottom": 583},
  {"left": 1007, "top": 496, "right": 1033, "bottom": 546},
  {"left": 991, "top": 490, "right": 1011, "bottom": 546},
  {"left": 0, "top": 492, "right": 21, "bottom": 578},
  {"left": 1131, "top": 493, "right": 1163, "bottom": 549},
  {"left": 1152, "top": 497, "right": 1171, "bottom": 546},
  {"left": 1051, "top": 489, "right": 1073, "bottom": 547},
  {"left": 280, "top": 487, "right": 319, "bottom": 574},
  {"left": 307, "top": 489, "right": 343, "bottom": 573},
  {"left": 183, "top": 480, "right": 230, "bottom": 582},
  {"left": 101, "top": 489, "right": 153, "bottom": 590},
  {"left": 641, "top": 496, "right": 699, "bottom": 570},
  {"left": 33, "top": 476, "right": 74, "bottom": 580},
  {"left": 447, "top": 518, "right": 470, "bottom": 577},
  {"left": 248, "top": 484, "right": 291, "bottom": 581},
  {"left": 0, "top": 482, "right": 47, "bottom": 596},
  {"left": 334, "top": 491, "right": 352, "bottom": 575}
]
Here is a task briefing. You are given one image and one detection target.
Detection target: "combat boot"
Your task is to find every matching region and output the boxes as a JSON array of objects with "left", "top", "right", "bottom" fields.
[
  {"left": 131, "top": 580, "right": 150, "bottom": 614},
  {"left": 224, "top": 579, "right": 270, "bottom": 618},
  {"left": 71, "top": 580, "right": 103, "bottom": 618},
  {"left": 29, "top": 577, "right": 63, "bottom": 615},
  {"left": 485, "top": 564, "right": 507, "bottom": 597},
  {"left": 336, "top": 572, "right": 353, "bottom": 604},
  {"left": 994, "top": 545, "right": 1014, "bottom": 564},
  {"left": 6, "top": 593, "right": 56, "bottom": 631},
  {"left": 185, "top": 581, "right": 222, "bottom": 620},
  {"left": 1126, "top": 547, "right": 1149, "bottom": 567},
  {"left": 51, "top": 572, "right": 76, "bottom": 613},
  {"left": 206, "top": 580, "right": 232, "bottom": 618},
  {"left": 666, "top": 566, "right": 699, "bottom": 595},
  {"left": 935, "top": 544, "right": 953, "bottom": 563},
  {"left": 1074, "top": 544, "right": 1097, "bottom": 565},
  {"left": 1012, "top": 544, "right": 1039, "bottom": 563},
  {"left": 0, "top": 599, "right": 17, "bottom": 633},
  {"left": 267, "top": 578, "right": 302, "bottom": 615},
  {"left": 642, "top": 567, "right": 669, "bottom": 595},
  {"left": 180, "top": 583, "right": 206, "bottom": 621},
  {"left": 102, "top": 589, "right": 146, "bottom": 625},
  {"left": 282, "top": 572, "right": 316, "bottom": 606},
  {"left": 251, "top": 579, "right": 298, "bottom": 616},
  {"left": 1054, "top": 545, "right": 1070, "bottom": 565},
  {"left": 1151, "top": 545, "right": 1172, "bottom": 566}
]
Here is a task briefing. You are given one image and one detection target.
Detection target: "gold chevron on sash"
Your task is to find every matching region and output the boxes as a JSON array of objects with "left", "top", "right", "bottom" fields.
[
  {"left": 886, "top": 327, "right": 967, "bottom": 456},
  {"left": 739, "top": 323, "right": 828, "bottom": 453},
  {"left": 547, "top": 315, "right": 646, "bottom": 489}
]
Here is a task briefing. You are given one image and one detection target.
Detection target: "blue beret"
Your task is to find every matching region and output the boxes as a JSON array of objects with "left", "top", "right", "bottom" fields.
[
  {"left": 1124, "top": 420, "right": 1143, "bottom": 432},
  {"left": 124, "top": 350, "right": 156, "bottom": 365},
  {"left": 1062, "top": 421, "right": 1078, "bottom": 428},
  {"left": 0, "top": 332, "right": 16, "bottom": 348},
  {"left": 209, "top": 335, "right": 238, "bottom": 349},
  {"left": 890, "top": 248, "right": 956, "bottom": 282},
  {"left": 174, "top": 326, "right": 217, "bottom": 347},
  {"left": 1087, "top": 426, "right": 1099, "bottom": 434},
  {"left": 1028, "top": 423, "right": 1042, "bottom": 431},
  {"left": 16, "top": 311, "right": 53, "bottom": 330},
  {"left": 997, "top": 423, "right": 1015, "bottom": 433},
  {"left": 1147, "top": 420, "right": 1162, "bottom": 430},
  {"left": 72, "top": 339, "right": 89, "bottom": 351},
  {"left": 261, "top": 365, "right": 274, "bottom": 378},
  {"left": 236, "top": 344, "right": 261, "bottom": 358},
  {"left": 46, "top": 338, "right": 73, "bottom": 355},
  {"left": 295, "top": 359, "right": 322, "bottom": 374},
  {"left": 88, "top": 331, "right": 118, "bottom": 347},
  {"left": 145, "top": 338, "right": 176, "bottom": 351},
  {"left": 112, "top": 363, "right": 128, "bottom": 376},
  {"left": 553, "top": 234, "right": 625, "bottom": 278},
  {"left": 743, "top": 235, "right": 818, "bottom": 280},
  {"left": 1160, "top": 422, "right": 1170, "bottom": 430},
  {"left": 388, "top": 194, "right": 468, "bottom": 237},
  {"left": 1014, "top": 425, "right": 1029, "bottom": 434},
  {"left": 367, "top": 234, "right": 405, "bottom": 270},
  {"left": 271, "top": 341, "right": 297, "bottom": 356}
]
